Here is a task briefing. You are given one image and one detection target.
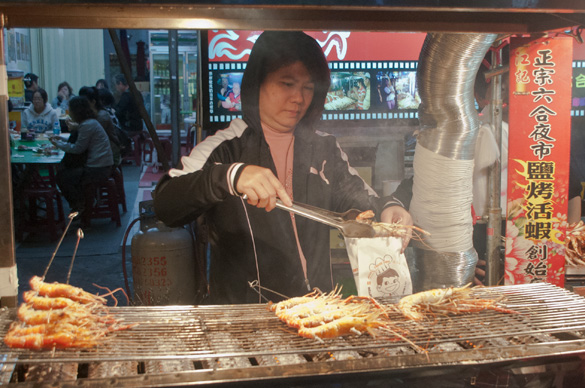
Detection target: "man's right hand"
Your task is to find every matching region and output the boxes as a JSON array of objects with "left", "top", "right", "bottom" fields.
[{"left": 235, "top": 165, "right": 292, "bottom": 211}]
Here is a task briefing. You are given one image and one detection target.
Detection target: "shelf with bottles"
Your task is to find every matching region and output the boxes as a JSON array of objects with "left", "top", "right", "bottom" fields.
[
  {"left": 153, "top": 75, "right": 184, "bottom": 80},
  {"left": 153, "top": 79, "right": 187, "bottom": 96},
  {"left": 152, "top": 64, "right": 185, "bottom": 78}
]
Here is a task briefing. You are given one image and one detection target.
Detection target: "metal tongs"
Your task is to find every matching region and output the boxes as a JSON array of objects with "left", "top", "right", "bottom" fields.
[{"left": 275, "top": 199, "right": 375, "bottom": 238}]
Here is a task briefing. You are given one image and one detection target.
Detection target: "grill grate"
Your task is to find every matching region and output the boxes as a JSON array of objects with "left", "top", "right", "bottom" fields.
[{"left": 2, "top": 283, "right": 585, "bottom": 384}]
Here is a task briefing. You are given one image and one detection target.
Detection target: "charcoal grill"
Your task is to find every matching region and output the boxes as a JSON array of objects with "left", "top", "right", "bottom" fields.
[{"left": 1, "top": 283, "right": 585, "bottom": 386}]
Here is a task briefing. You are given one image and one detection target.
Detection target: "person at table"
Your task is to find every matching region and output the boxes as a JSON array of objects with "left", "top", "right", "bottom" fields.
[
  {"left": 21, "top": 88, "right": 60, "bottom": 134},
  {"left": 51, "top": 81, "right": 75, "bottom": 113},
  {"left": 98, "top": 87, "right": 130, "bottom": 156},
  {"left": 78, "top": 86, "right": 122, "bottom": 167},
  {"left": 95, "top": 78, "right": 109, "bottom": 91},
  {"left": 51, "top": 96, "right": 114, "bottom": 228},
  {"left": 153, "top": 31, "right": 412, "bottom": 304},
  {"left": 24, "top": 73, "right": 39, "bottom": 104}
]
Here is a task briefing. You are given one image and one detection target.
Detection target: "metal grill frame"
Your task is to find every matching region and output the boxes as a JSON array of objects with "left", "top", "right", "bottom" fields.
[{"left": 2, "top": 283, "right": 585, "bottom": 386}]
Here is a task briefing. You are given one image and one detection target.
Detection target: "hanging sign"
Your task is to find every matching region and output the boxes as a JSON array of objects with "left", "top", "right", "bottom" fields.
[
  {"left": 505, "top": 36, "right": 573, "bottom": 286},
  {"left": 208, "top": 30, "right": 426, "bottom": 62}
]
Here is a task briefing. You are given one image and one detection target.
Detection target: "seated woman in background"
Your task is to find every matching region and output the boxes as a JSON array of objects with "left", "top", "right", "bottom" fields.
[
  {"left": 51, "top": 96, "right": 114, "bottom": 228},
  {"left": 51, "top": 81, "right": 75, "bottom": 113},
  {"left": 21, "top": 88, "right": 59, "bottom": 133},
  {"left": 95, "top": 78, "right": 109, "bottom": 91},
  {"left": 78, "top": 86, "right": 122, "bottom": 167},
  {"left": 98, "top": 87, "right": 130, "bottom": 155}
]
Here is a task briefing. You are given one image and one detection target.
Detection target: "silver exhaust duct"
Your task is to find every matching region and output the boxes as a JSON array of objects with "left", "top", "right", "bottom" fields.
[{"left": 409, "top": 33, "right": 497, "bottom": 292}]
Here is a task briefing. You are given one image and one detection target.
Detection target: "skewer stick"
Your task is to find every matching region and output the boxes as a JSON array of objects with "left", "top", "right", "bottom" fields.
[
  {"left": 248, "top": 280, "right": 289, "bottom": 302},
  {"left": 66, "top": 228, "right": 84, "bottom": 284},
  {"left": 42, "top": 212, "right": 79, "bottom": 279}
]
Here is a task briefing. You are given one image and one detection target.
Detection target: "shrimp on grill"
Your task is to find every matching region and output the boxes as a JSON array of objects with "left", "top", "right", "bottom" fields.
[
  {"left": 271, "top": 287, "right": 342, "bottom": 319},
  {"left": 3, "top": 276, "right": 138, "bottom": 350},
  {"left": 4, "top": 322, "right": 102, "bottom": 349},
  {"left": 397, "top": 284, "right": 516, "bottom": 321},
  {"left": 17, "top": 304, "right": 114, "bottom": 327},
  {"left": 22, "top": 291, "right": 105, "bottom": 312},
  {"left": 270, "top": 286, "right": 394, "bottom": 341},
  {"left": 268, "top": 289, "right": 320, "bottom": 312},
  {"left": 298, "top": 311, "right": 387, "bottom": 341},
  {"left": 29, "top": 276, "right": 108, "bottom": 305},
  {"left": 294, "top": 303, "right": 370, "bottom": 329}
]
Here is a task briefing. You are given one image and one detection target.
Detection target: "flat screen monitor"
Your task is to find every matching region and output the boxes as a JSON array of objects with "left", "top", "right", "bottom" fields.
[{"left": 202, "top": 30, "right": 427, "bottom": 132}]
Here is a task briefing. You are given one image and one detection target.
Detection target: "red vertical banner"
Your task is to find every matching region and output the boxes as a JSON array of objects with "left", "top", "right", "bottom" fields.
[{"left": 505, "top": 36, "right": 573, "bottom": 286}]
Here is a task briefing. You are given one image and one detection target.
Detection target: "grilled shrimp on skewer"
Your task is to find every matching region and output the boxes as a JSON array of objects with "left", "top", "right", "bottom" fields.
[
  {"left": 4, "top": 276, "right": 138, "bottom": 350},
  {"left": 29, "top": 276, "right": 108, "bottom": 305},
  {"left": 4, "top": 321, "right": 104, "bottom": 348},
  {"left": 268, "top": 289, "right": 320, "bottom": 312},
  {"left": 22, "top": 290, "right": 106, "bottom": 312},
  {"left": 397, "top": 284, "right": 517, "bottom": 321},
  {"left": 298, "top": 311, "right": 387, "bottom": 341},
  {"left": 355, "top": 210, "right": 430, "bottom": 239},
  {"left": 398, "top": 285, "right": 470, "bottom": 321}
]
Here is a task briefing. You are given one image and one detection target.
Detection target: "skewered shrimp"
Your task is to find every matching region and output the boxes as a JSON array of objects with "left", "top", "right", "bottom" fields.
[
  {"left": 397, "top": 284, "right": 516, "bottom": 321},
  {"left": 268, "top": 289, "right": 320, "bottom": 312},
  {"left": 275, "top": 295, "right": 344, "bottom": 323},
  {"left": 356, "top": 210, "right": 375, "bottom": 221},
  {"left": 298, "top": 311, "right": 387, "bottom": 341},
  {"left": 29, "top": 276, "right": 108, "bottom": 305},
  {"left": 22, "top": 291, "right": 105, "bottom": 312},
  {"left": 6, "top": 322, "right": 97, "bottom": 337},
  {"left": 4, "top": 324, "right": 102, "bottom": 349},
  {"left": 355, "top": 210, "right": 430, "bottom": 239},
  {"left": 23, "top": 291, "right": 77, "bottom": 310},
  {"left": 398, "top": 285, "right": 468, "bottom": 321},
  {"left": 4, "top": 276, "right": 137, "bottom": 350},
  {"left": 17, "top": 303, "right": 114, "bottom": 327},
  {"left": 270, "top": 286, "right": 394, "bottom": 341},
  {"left": 271, "top": 287, "right": 342, "bottom": 317},
  {"left": 293, "top": 303, "right": 370, "bottom": 329}
]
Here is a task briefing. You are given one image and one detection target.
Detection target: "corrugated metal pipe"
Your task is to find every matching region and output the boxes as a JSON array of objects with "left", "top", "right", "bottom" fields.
[{"left": 409, "top": 33, "right": 497, "bottom": 292}]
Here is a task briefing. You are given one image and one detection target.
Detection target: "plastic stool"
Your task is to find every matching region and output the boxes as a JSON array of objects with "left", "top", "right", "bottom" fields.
[
  {"left": 91, "top": 178, "right": 121, "bottom": 227},
  {"left": 122, "top": 134, "right": 143, "bottom": 166},
  {"left": 18, "top": 186, "right": 65, "bottom": 241}
]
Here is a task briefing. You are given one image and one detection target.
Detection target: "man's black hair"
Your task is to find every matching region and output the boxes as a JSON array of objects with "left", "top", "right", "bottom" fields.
[
  {"left": 114, "top": 74, "right": 128, "bottom": 86},
  {"left": 24, "top": 73, "right": 39, "bottom": 89}
]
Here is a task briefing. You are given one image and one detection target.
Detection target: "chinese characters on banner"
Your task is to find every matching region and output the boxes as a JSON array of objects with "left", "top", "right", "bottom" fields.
[{"left": 505, "top": 37, "right": 573, "bottom": 287}]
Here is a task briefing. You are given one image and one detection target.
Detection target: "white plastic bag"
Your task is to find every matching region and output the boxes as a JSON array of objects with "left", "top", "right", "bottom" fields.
[{"left": 345, "top": 236, "right": 412, "bottom": 298}]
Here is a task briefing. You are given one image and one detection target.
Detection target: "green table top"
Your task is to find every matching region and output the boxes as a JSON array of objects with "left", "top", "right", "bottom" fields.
[{"left": 10, "top": 136, "right": 64, "bottom": 164}]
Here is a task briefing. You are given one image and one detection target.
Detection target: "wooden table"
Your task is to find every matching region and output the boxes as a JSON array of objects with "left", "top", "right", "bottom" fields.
[
  {"left": 10, "top": 135, "right": 66, "bottom": 241},
  {"left": 10, "top": 136, "right": 65, "bottom": 165}
]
